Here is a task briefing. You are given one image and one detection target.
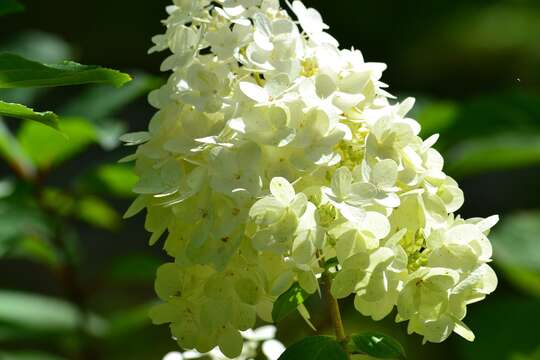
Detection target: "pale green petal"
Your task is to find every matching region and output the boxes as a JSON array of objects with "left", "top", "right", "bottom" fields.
[
  {"left": 331, "top": 269, "right": 360, "bottom": 299},
  {"left": 271, "top": 271, "right": 295, "bottom": 296},
  {"left": 298, "top": 271, "right": 318, "bottom": 294},
  {"left": 362, "top": 211, "right": 391, "bottom": 239},
  {"left": 218, "top": 325, "right": 244, "bottom": 358},
  {"left": 234, "top": 277, "right": 262, "bottom": 305},
  {"left": 270, "top": 177, "right": 296, "bottom": 205},
  {"left": 331, "top": 167, "right": 352, "bottom": 199},
  {"left": 149, "top": 303, "right": 182, "bottom": 324},
  {"left": 349, "top": 182, "right": 377, "bottom": 204},
  {"left": 371, "top": 159, "right": 398, "bottom": 188},
  {"left": 155, "top": 263, "right": 182, "bottom": 300},
  {"left": 292, "top": 232, "right": 316, "bottom": 264},
  {"left": 232, "top": 302, "right": 257, "bottom": 330},
  {"left": 171, "top": 320, "right": 200, "bottom": 350}
]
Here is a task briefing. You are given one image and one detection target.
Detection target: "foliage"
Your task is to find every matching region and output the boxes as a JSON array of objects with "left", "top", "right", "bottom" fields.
[
  {"left": 278, "top": 336, "right": 348, "bottom": 360},
  {"left": 0, "top": 0, "right": 23, "bottom": 16},
  {"left": 350, "top": 332, "right": 406, "bottom": 359},
  {"left": 0, "top": 101, "right": 59, "bottom": 129}
]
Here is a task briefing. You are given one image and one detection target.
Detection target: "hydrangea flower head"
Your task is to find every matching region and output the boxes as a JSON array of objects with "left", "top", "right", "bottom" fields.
[{"left": 123, "top": 0, "right": 498, "bottom": 355}]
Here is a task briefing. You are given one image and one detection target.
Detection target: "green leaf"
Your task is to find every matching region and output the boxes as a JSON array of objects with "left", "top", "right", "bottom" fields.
[
  {"left": 272, "top": 282, "right": 313, "bottom": 323},
  {"left": 76, "top": 195, "right": 120, "bottom": 230},
  {"left": 17, "top": 117, "right": 97, "bottom": 168},
  {"left": 105, "top": 303, "right": 153, "bottom": 339},
  {"left": 456, "top": 296, "right": 540, "bottom": 360},
  {"left": 0, "top": 120, "right": 35, "bottom": 179},
  {"left": 491, "top": 211, "right": 540, "bottom": 272},
  {"left": 490, "top": 211, "right": 540, "bottom": 298},
  {"left": 9, "top": 235, "right": 61, "bottom": 268},
  {"left": 497, "top": 264, "right": 540, "bottom": 299},
  {"left": 446, "top": 133, "right": 540, "bottom": 177},
  {"left": 0, "top": 290, "right": 79, "bottom": 332},
  {"left": 59, "top": 73, "right": 160, "bottom": 120},
  {"left": 0, "top": 196, "right": 50, "bottom": 256},
  {"left": 350, "top": 332, "right": 406, "bottom": 359},
  {"left": 0, "top": 100, "right": 59, "bottom": 129},
  {"left": 0, "top": 0, "right": 24, "bottom": 16},
  {"left": 278, "top": 336, "right": 348, "bottom": 360},
  {"left": 0, "top": 53, "right": 131, "bottom": 88},
  {"left": 0, "top": 178, "right": 14, "bottom": 198},
  {"left": 412, "top": 92, "right": 540, "bottom": 158},
  {"left": 413, "top": 100, "right": 458, "bottom": 138},
  {"left": 107, "top": 253, "right": 161, "bottom": 284},
  {"left": 58, "top": 73, "right": 160, "bottom": 149},
  {"left": 76, "top": 164, "right": 138, "bottom": 199},
  {"left": 0, "top": 31, "right": 74, "bottom": 105},
  {"left": 512, "top": 345, "right": 540, "bottom": 360},
  {"left": 94, "top": 164, "right": 138, "bottom": 198}
]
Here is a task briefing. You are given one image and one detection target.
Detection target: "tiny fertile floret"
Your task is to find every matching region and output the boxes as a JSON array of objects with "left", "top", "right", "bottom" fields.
[{"left": 122, "top": 0, "right": 498, "bottom": 356}]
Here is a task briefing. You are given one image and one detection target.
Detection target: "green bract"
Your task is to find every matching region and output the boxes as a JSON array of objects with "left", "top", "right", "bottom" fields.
[{"left": 124, "top": 0, "right": 499, "bottom": 356}]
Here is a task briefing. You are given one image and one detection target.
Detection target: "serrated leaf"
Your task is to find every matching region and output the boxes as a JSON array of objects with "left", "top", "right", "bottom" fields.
[
  {"left": 351, "top": 332, "right": 406, "bottom": 359},
  {"left": 0, "top": 100, "right": 59, "bottom": 129},
  {"left": 272, "top": 282, "right": 313, "bottom": 323},
  {"left": 0, "top": 53, "right": 131, "bottom": 88},
  {"left": 278, "top": 336, "right": 348, "bottom": 360},
  {"left": 0, "top": 0, "right": 24, "bottom": 16},
  {"left": 0, "top": 31, "right": 74, "bottom": 106}
]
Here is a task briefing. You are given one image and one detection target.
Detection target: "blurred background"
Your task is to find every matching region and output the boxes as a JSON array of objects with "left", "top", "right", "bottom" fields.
[{"left": 1, "top": 0, "right": 539, "bottom": 359}]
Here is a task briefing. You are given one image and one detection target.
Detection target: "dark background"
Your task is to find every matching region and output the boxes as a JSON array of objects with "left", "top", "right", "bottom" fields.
[{"left": 1, "top": 0, "right": 540, "bottom": 359}]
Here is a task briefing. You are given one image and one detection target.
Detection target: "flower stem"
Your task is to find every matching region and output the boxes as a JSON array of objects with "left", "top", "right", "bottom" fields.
[{"left": 322, "top": 271, "right": 350, "bottom": 357}]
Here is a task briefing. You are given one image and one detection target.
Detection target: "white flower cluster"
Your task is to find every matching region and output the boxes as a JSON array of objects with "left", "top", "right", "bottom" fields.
[
  {"left": 123, "top": 0, "right": 498, "bottom": 355},
  {"left": 162, "top": 325, "right": 285, "bottom": 360}
]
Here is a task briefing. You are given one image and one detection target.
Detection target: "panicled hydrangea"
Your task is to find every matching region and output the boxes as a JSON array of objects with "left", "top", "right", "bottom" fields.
[{"left": 122, "top": 0, "right": 498, "bottom": 356}]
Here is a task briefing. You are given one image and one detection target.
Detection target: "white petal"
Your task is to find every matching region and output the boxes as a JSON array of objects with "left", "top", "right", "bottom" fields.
[
  {"left": 262, "top": 339, "right": 286, "bottom": 360},
  {"left": 243, "top": 325, "right": 277, "bottom": 341},
  {"left": 162, "top": 352, "right": 184, "bottom": 360},
  {"left": 453, "top": 320, "right": 475, "bottom": 342},
  {"left": 240, "top": 81, "right": 270, "bottom": 103}
]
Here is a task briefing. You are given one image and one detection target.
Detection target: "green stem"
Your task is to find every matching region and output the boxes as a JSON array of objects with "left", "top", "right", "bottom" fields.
[{"left": 322, "top": 271, "right": 350, "bottom": 358}]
